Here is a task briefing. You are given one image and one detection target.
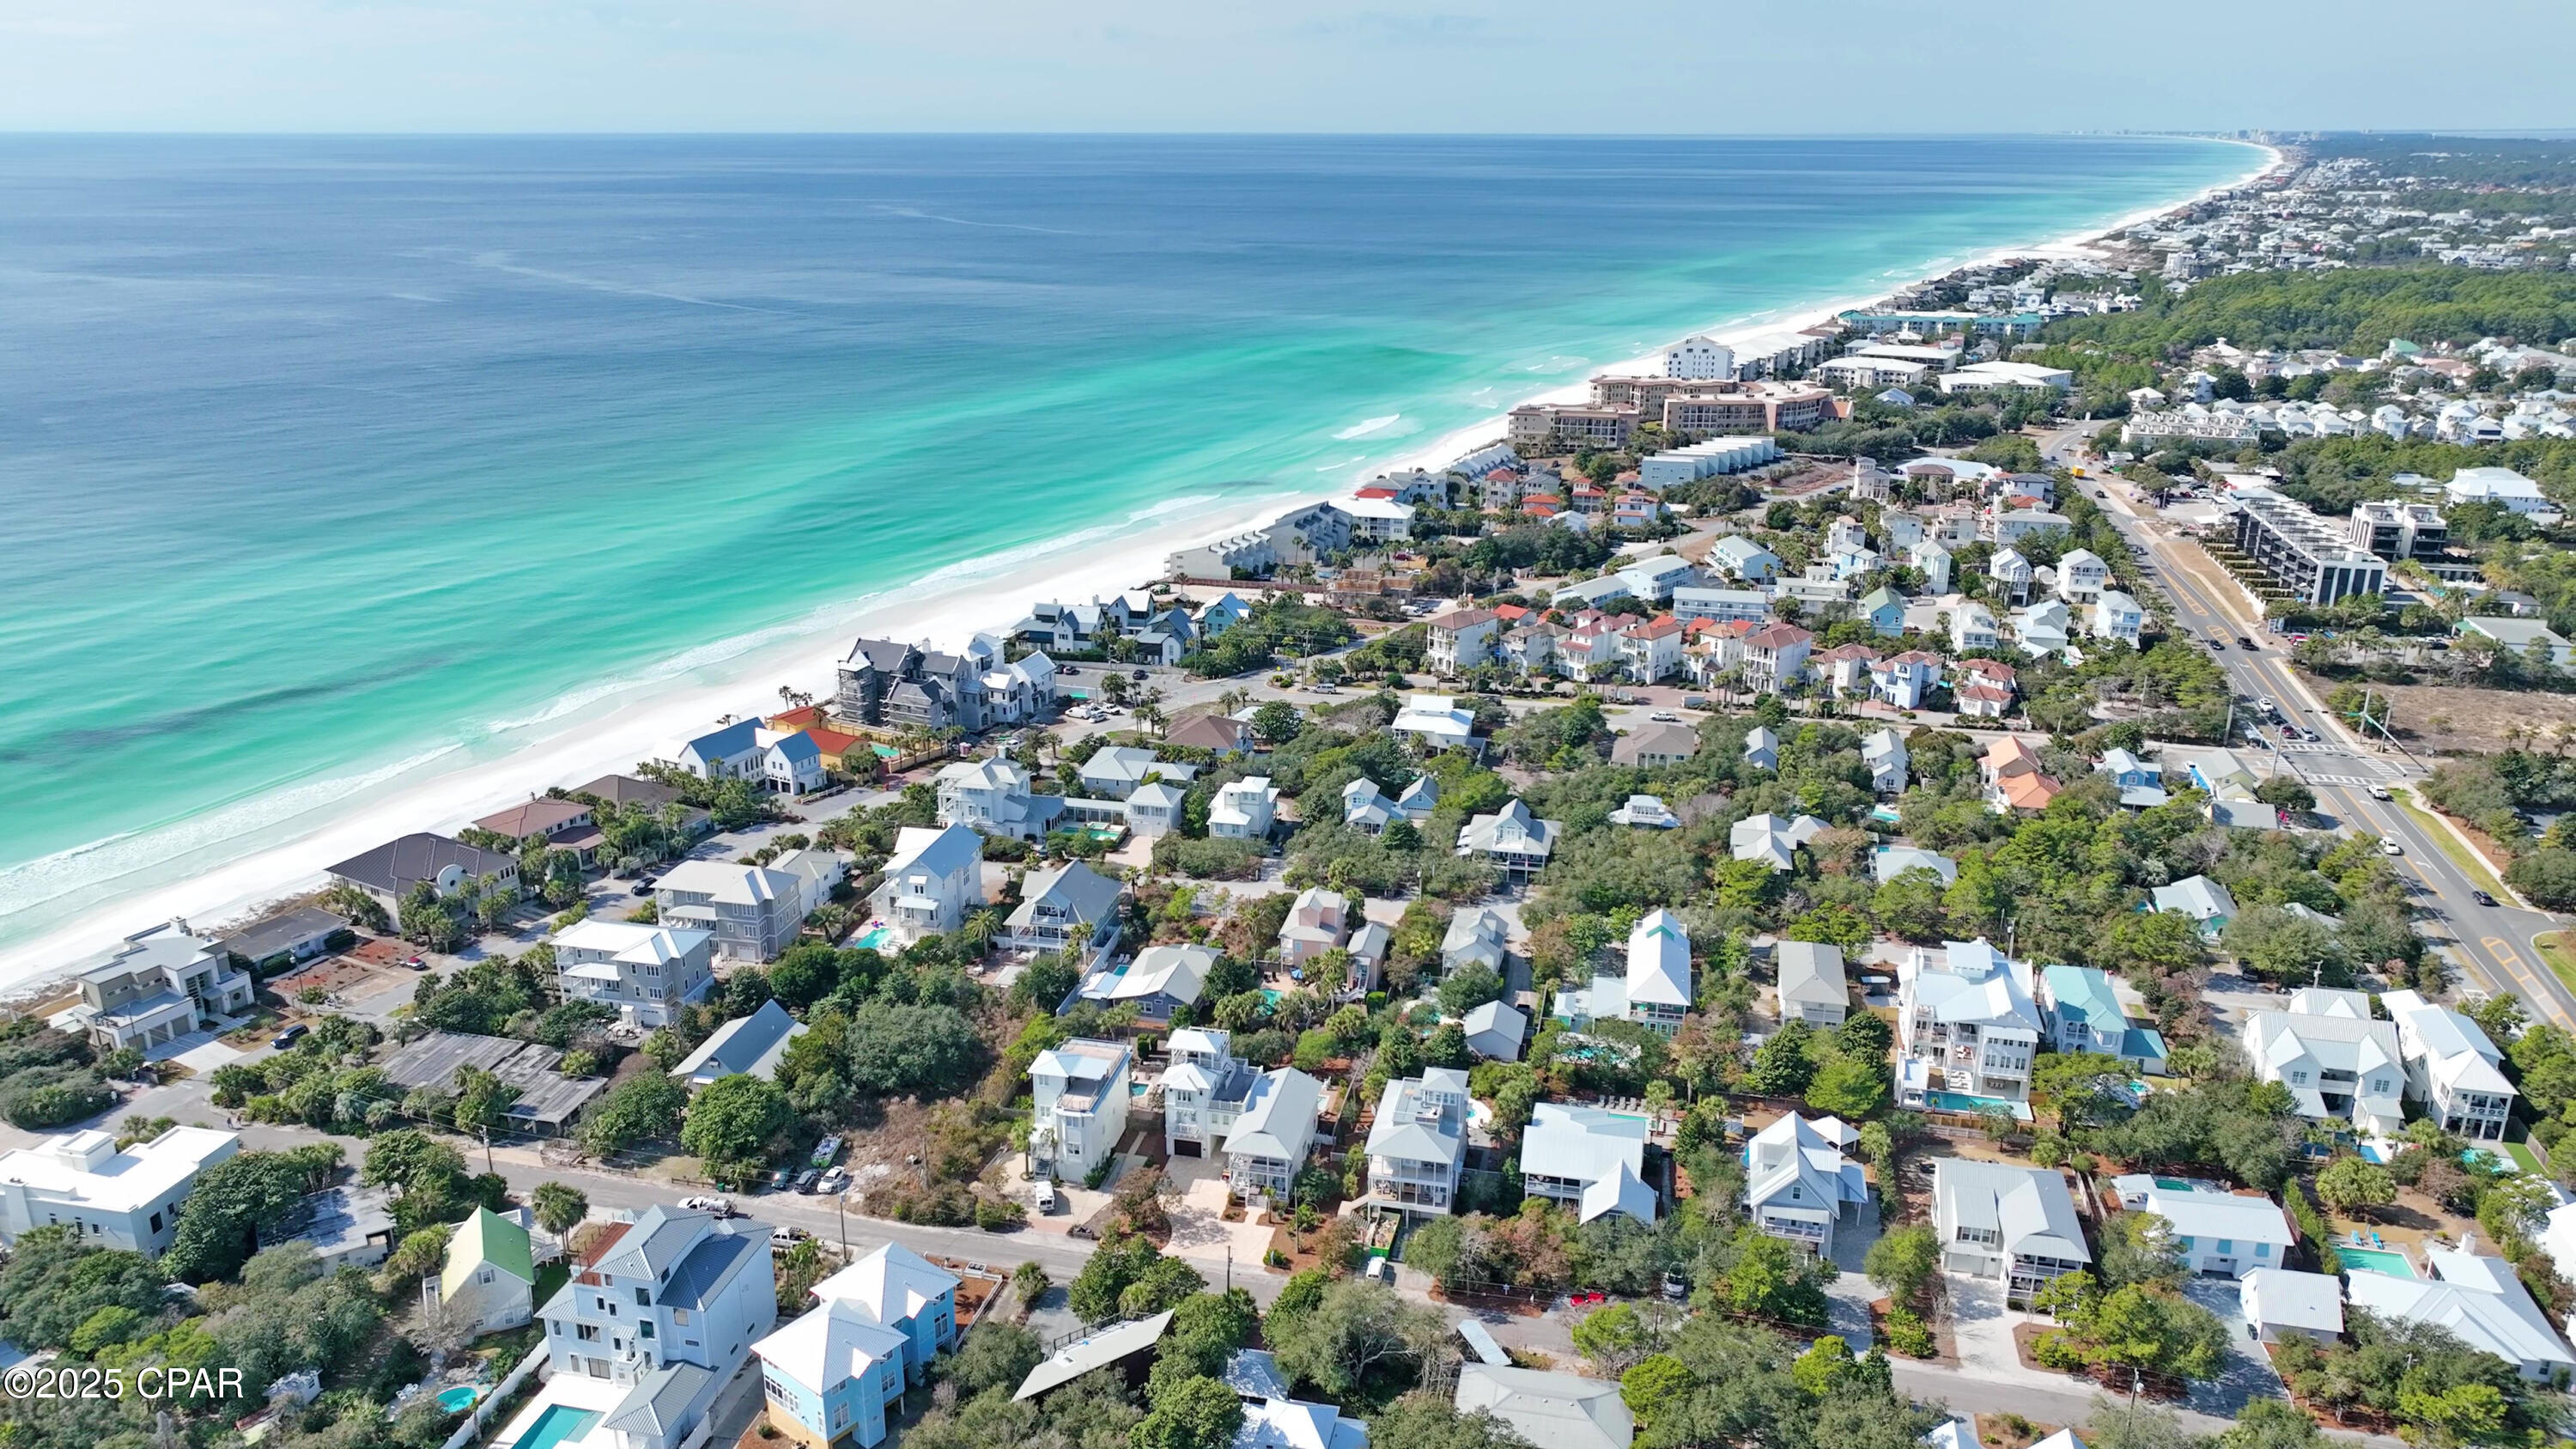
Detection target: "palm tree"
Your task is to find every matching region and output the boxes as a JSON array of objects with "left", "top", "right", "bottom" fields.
[
  {"left": 963, "top": 907, "right": 1005, "bottom": 955},
  {"left": 532, "top": 1181, "right": 590, "bottom": 1239}
]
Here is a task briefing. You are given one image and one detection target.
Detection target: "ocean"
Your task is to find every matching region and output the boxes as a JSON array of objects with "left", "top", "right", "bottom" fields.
[{"left": 0, "top": 133, "right": 2255, "bottom": 965}]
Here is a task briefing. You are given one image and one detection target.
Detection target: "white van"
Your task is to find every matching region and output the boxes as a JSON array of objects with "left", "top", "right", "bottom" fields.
[{"left": 1034, "top": 1181, "right": 1059, "bottom": 1215}]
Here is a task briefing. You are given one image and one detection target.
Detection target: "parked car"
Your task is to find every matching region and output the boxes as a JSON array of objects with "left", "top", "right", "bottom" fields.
[
  {"left": 817, "top": 1166, "right": 849, "bottom": 1196},
  {"left": 271, "top": 1024, "right": 309, "bottom": 1050},
  {"left": 680, "top": 1195, "right": 736, "bottom": 1217},
  {"left": 793, "top": 1168, "right": 822, "bottom": 1194},
  {"left": 1649, "top": 710, "right": 1678, "bottom": 722},
  {"left": 404, "top": 954, "right": 429, "bottom": 970}
]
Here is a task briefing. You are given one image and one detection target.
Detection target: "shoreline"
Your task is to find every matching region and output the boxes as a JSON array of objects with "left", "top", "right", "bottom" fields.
[{"left": 0, "top": 137, "right": 2279, "bottom": 995}]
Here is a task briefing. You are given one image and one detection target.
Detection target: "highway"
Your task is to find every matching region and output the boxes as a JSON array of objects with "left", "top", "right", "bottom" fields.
[{"left": 2039, "top": 423, "right": 2575, "bottom": 1028}]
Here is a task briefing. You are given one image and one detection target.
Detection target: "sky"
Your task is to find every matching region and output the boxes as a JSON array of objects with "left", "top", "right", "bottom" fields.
[{"left": 2, "top": 0, "right": 2573, "bottom": 133}]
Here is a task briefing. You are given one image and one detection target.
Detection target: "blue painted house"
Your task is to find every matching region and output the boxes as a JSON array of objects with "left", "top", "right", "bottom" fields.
[
  {"left": 1199, "top": 593, "right": 1252, "bottom": 637},
  {"left": 752, "top": 1244, "right": 960, "bottom": 1449},
  {"left": 1857, "top": 586, "right": 1906, "bottom": 637}
]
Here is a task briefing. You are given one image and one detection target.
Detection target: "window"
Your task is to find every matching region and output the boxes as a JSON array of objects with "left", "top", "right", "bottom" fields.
[
  {"left": 2257, "top": 1244, "right": 2272, "bottom": 1257},
  {"left": 635, "top": 1288, "right": 651, "bottom": 1307},
  {"left": 2216, "top": 1239, "right": 2234, "bottom": 1254},
  {"left": 578, "top": 1324, "right": 601, "bottom": 1342},
  {"left": 639, "top": 1322, "right": 654, "bottom": 1341},
  {"left": 149, "top": 1213, "right": 161, "bottom": 1233},
  {"left": 673, "top": 1309, "right": 691, "bottom": 1325},
  {"left": 2289, "top": 1070, "right": 2309, "bottom": 1086}
]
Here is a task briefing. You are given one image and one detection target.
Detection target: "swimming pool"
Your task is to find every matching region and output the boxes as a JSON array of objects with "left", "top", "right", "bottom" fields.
[
  {"left": 434, "top": 1386, "right": 481, "bottom": 1413},
  {"left": 1923, "top": 1091, "right": 2033, "bottom": 1121},
  {"left": 851, "top": 922, "right": 896, "bottom": 952},
  {"left": 510, "top": 1406, "right": 601, "bottom": 1449},
  {"left": 2152, "top": 1177, "right": 2195, "bottom": 1191},
  {"left": 2341, "top": 1247, "right": 2415, "bottom": 1278}
]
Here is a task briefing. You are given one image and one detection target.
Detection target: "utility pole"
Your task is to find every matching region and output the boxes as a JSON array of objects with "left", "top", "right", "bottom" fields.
[
  {"left": 837, "top": 1191, "right": 848, "bottom": 1258},
  {"left": 482, "top": 1127, "right": 495, "bottom": 1177}
]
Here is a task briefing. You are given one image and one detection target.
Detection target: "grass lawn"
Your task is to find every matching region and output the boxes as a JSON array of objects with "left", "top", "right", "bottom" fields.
[
  {"left": 2391, "top": 789, "right": 2513, "bottom": 899},
  {"left": 2506, "top": 1139, "right": 2547, "bottom": 1175},
  {"left": 2536, "top": 931, "right": 2576, "bottom": 1003}
]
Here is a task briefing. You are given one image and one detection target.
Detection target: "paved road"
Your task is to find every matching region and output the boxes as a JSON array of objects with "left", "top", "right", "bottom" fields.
[{"left": 2045, "top": 430, "right": 2573, "bottom": 1027}]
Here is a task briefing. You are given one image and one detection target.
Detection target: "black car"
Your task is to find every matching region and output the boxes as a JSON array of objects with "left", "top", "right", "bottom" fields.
[
  {"left": 2473, "top": 890, "right": 2500, "bottom": 908},
  {"left": 2237, "top": 636, "right": 2257, "bottom": 649},
  {"left": 271, "top": 1024, "right": 309, "bottom": 1050}
]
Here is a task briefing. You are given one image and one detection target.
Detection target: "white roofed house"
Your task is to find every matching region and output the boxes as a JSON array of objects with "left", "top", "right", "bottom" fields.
[
  {"left": 1126, "top": 780, "right": 1187, "bottom": 839},
  {"left": 1774, "top": 941, "right": 1848, "bottom": 1028},
  {"left": 1162, "top": 1029, "right": 1257, "bottom": 1160},
  {"left": 1454, "top": 1364, "right": 1633, "bottom": 1449},
  {"left": 1933, "top": 1160, "right": 2090, "bottom": 1300},
  {"left": 1743, "top": 726, "right": 1779, "bottom": 770},
  {"left": 654, "top": 861, "right": 805, "bottom": 964},
  {"left": 1462, "top": 1002, "right": 1527, "bottom": 1062},
  {"left": 1456, "top": 799, "right": 1559, "bottom": 879},
  {"left": 2054, "top": 548, "right": 2111, "bottom": 605},
  {"left": 1342, "top": 778, "right": 1399, "bottom": 834},
  {"left": 0, "top": 1125, "right": 240, "bottom": 1255},
  {"left": 2090, "top": 591, "right": 2145, "bottom": 648},
  {"left": 1364, "top": 1068, "right": 1470, "bottom": 1216},
  {"left": 671, "top": 1000, "right": 806, "bottom": 1090},
  {"left": 1729, "top": 812, "right": 1825, "bottom": 872},
  {"left": 1079, "top": 746, "right": 1197, "bottom": 802},
  {"left": 866, "top": 825, "right": 985, "bottom": 947},
  {"left": 1224, "top": 1068, "right": 1326, "bottom": 1207},
  {"left": 1862, "top": 728, "right": 1909, "bottom": 794},
  {"left": 537, "top": 1204, "right": 778, "bottom": 1449},
  {"left": 1870, "top": 651, "right": 1942, "bottom": 710},
  {"left": 933, "top": 754, "right": 1064, "bottom": 841},
  {"left": 1392, "top": 696, "right": 1479, "bottom": 753},
  {"left": 2345, "top": 1247, "right": 2576, "bottom": 1383},
  {"left": 1522, "top": 1105, "right": 1657, "bottom": 1225},
  {"left": 1030, "top": 1039, "right": 1133, "bottom": 1181},
  {"left": 58, "top": 921, "right": 258, "bottom": 1053},
  {"left": 1078, "top": 942, "right": 1214, "bottom": 1026},
  {"left": 1209, "top": 776, "right": 1281, "bottom": 840},
  {"left": 1744, "top": 1115, "right": 1868, "bottom": 1257},
  {"left": 2241, "top": 1268, "right": 2345, "bottom": 1345},
  {"left": 1622, "top": 910, "right": 1692, "bottom": 1037},
  {"left": 1987, "top": 547, "right": 2035, "bottom": 606},
  {"left": 1895, "top": 939, "right": 2041, "bottom": 1113},
  {"left": 1005, "top": 861, "right": 1124, "bottom": 963},
  {"left": 1442, "top": 907, "right": 1510, "bottom": 977},
  {"left": 2381, "top": 989, "right": 2518, "bottom": 1141},
  {"left": 1947, "top": 601, "right": 2000, "bottom": 654},
  {"left": 753, "top": 1245, "right": 961, "bottom": 1449},
  {"left": 552, "top": 920, "right": 716, "bottom": 1027},
  {"left": 2245, "top": 998, "right": 2404, "bottom": 1137},
  {"left": 2107, "top": 1175, "right": 2291, "bottom": 1279}
]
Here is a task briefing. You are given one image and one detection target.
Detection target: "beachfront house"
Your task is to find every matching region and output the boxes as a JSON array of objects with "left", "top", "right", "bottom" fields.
[
  {"left": 325, "top": 832, "right": 522, "bottom": 915},
  {"left": 59, "top": 921, "right": 258, "bottom": 1053}
]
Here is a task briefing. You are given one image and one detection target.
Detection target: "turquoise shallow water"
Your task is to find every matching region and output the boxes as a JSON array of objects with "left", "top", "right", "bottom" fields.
[{"left": 0, "top": 134, "right": 2255, "bottom": 952}]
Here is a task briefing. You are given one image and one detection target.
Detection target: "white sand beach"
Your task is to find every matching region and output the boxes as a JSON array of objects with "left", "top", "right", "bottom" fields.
[{"left": 0, "top": 140, "right": 2281, "bottom": 996}]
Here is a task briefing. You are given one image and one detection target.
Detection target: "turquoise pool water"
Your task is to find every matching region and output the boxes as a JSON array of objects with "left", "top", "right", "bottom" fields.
[
  {"left": 434, "top": 1386, "right": 480, "bottom": 1413},
  {"left": 2342, "top": 1248, "right": 2415, "bottom": 1278},
  {"left": 2152, "top": 1177, "right": 2194, "bottom": 1191},
  {"left": 851, "top": 922, "right": 896, "bottom": 952},
  {"left": 1923, "top": 1091, "right": 2033, "bottom": 1121}
]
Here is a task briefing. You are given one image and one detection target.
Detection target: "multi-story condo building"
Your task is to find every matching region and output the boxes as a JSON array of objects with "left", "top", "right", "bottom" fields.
[
  {"left": 0, "top": 1125, "right": 239, "bottom": 1255},
  {"left": 654, "top": 861, "right": 805, "bottom": 963},
  {"left": 551, "top": 920, "right": 715, "bottom": 1027},
  {"left": 1895, "top": 939, "right": 2041, "bottom": 1111},
  {"left": 60, "top": 921, "right": 257, "bottom": 1052},
  {"left": 1030, "top": 1038, "right": 1133, "bottom": 1183},
  {"left": 2233, "top": 487, "right": 2389, "bottom": 606},
  {"left": 1364, "top": 1068, "right": 1469, "bottom": 1216},
  {"left": 2382, "top": 989, "right": 2518, "bottom": 1141}
]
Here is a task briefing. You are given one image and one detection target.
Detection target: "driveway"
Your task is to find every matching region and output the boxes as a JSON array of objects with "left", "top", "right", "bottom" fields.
[
  {"left": 2183, "top": 1276, "right": 2285, "bottom": 1415},
  {"left": 1943, "top": 1275, "right": 2072, "bottom": 1389},
  {"left": 1161, "top": 1154, "right": 1275, "bottom": 1272}
]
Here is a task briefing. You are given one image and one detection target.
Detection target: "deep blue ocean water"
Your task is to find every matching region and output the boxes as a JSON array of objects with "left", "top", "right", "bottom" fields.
[{"left": 0, "top": 134, "right": 2254, "bottom": 951}]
